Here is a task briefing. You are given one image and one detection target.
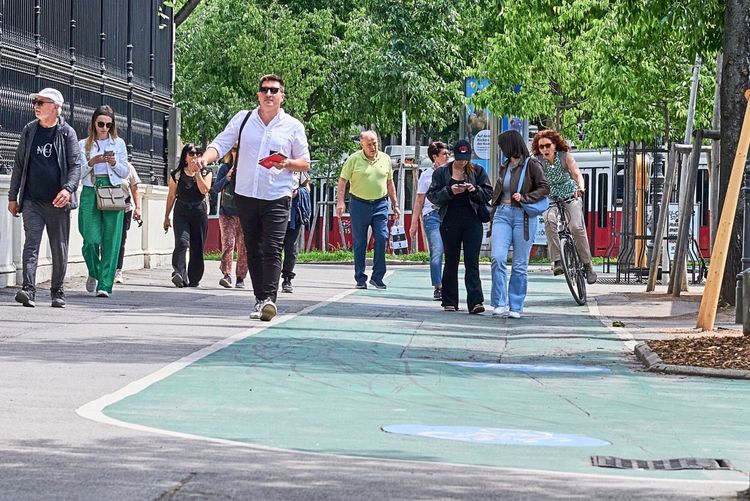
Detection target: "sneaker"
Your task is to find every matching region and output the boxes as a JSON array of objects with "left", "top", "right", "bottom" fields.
[
  {"left": 433, "top": 288, "right": 442, "bottom": 301},
  {"left": 219, "top": 274, "right": 232, "bottom": 288},
  {"left": 114, "top": 270, "right": 124, "bottom": 284},
  {"left": 355, "top": 282, "right": 367, "bottom": 289},
  {"left": 86, "top": 276, "right": 97, "bottom": 293},
  {"left": 443, "top": 305, "right": 458, "bottom": 312},
  {"left": 171, "top": 272, "right": 185, "bottom": 288},
  {"left": 281, "top": 278, "right": 293, "bottom": 293},
  {"left": 492, "top": 306, "right": 509, "bottom": 317},
  {"left": 260, "top": 298, "right": 277, "bottom": 322},
  {"left": 584, "top": 263, "right": 598, "bottom": 284},
  {"left": 235, "top": 278, "right": 245, "bottom": 289},
  {"left": 368, "top": 279, "right": 387, "bottom": 290},
  {"left": 249, "top": 300, "right": 262, "bottom": 320},
  {"left": 51, "top": 288, "right": 66, "bottom": 308},
  {"left": 508, "top": 311, "right": 521, "bottom": 319},
  {"left": 552, "top": 261, "right": 564, "bottom": 276},
  {"left": 15, "top": 288, "right": 35, "bottom": 308},
  {"left": 96, "top": 290, "right": 110, "bottom": 298},
  {"left": 470, "top": 303, "right": 485, "bottom": 314}
]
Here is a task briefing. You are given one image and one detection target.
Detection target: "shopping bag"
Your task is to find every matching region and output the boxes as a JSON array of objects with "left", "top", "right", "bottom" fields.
[{"left": 390, "top": 224, "right": 408, "bottom": 255}]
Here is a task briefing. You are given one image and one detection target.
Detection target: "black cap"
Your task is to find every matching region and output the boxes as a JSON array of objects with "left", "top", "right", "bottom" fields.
[{"left": 453, "top": 139, "right": 471, "bottom": 160}]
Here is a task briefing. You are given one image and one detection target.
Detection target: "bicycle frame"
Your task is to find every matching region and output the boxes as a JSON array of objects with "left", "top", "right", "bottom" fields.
[{"left": 552, "top": 198, "right": 587, "bottom": 305}]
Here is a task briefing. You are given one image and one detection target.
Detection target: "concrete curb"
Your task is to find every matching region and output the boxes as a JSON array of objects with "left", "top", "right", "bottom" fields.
[{"left": 634, "top": 342, "right": 750, "bottom": 380}]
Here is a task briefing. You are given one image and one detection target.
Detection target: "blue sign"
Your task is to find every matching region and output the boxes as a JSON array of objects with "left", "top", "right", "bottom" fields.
[{"left": 382, "top": 425, "right": 610, "bottom": 447}]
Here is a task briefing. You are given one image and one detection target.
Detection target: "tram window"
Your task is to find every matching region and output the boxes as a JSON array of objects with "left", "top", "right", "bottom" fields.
[
  {"left": 581, "top": 173, "right": 590, "bottom": 215},
  {"left": 696, "top": 168, "right": 710, "bottom": 226},
  {"left": 598, "top": 173, "right": 608, "bottom": 228},
  {"left": 614, "top": 165, "right": 624, "bottom": 206}
]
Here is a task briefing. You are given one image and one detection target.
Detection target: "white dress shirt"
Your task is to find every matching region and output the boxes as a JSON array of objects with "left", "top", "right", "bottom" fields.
[{"left": 208, "top": 108, "right": 310, "bottom": 200}]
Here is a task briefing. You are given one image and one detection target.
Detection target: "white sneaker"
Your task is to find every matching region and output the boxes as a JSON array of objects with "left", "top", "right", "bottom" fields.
[
  {"left": 249, "top": 301, "right": 262, "bottom": 320},
  {"left": 260, "top": 298, "right": 277, "bottom": 322},
  {"left": 96, "top": 290, "right": 110, "bottom": 298},
  {"left": 508, "top": 311, "right": 521, "bottom": 319},
  {"left": 114, "top": 270, "right": 124, "bottom": 284},
  {"left": 86, "top": 276, "right": 97, "bottom": 293},
  {"left": 492, "top": 306, "right": 509, "bottom": 317}
]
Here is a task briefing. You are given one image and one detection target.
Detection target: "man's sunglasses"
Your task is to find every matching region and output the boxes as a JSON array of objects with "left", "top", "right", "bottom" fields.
[
  {"left": 258, "top": 86, "right": 282, "bottom": 95},
  {"left": 538, "top": 143, "right": 554, "bottom": 150},
  {"left": 97, "top": 121, "right": 113, "bottom": 129},
  {"left": 32, "top": 100, "right": 53, "bottom": 107}
]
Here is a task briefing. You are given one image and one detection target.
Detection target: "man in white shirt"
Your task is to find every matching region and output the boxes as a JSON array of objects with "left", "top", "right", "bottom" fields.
[{"left": 196, "top": 74, "right": 310, "bottom": 321}]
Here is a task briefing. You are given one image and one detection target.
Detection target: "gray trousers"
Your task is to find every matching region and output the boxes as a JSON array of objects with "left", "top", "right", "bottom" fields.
[
  {"left": 21, "top": 200, "right": 71, "bottom": 292},
  {"left": 543, "top": 197, "right": 592, "bottom": 265}
]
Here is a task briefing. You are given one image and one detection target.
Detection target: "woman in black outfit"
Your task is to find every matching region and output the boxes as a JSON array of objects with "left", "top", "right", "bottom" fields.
[
  {"left": 163, "top": 144, "right": 213, "bottom": 287},
  {"left": 426, "top": 139, "right": 493, "bottom": 313}
]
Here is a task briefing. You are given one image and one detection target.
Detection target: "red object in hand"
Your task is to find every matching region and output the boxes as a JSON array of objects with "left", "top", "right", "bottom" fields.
[{"left": 258, "top": 152, "right": 287, "bottom": 169}]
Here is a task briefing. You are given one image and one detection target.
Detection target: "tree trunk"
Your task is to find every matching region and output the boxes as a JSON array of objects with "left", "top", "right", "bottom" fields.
[{"left": 718, "top": 0, "right": 750, "bottom": 306}]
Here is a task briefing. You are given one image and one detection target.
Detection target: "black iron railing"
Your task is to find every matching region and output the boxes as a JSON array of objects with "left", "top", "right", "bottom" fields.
[{"left": 0, "top": 0, "right": 174, "bottom": 185}]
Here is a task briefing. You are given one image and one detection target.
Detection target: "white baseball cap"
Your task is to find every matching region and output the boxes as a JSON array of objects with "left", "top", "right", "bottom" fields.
[{"left": 30, "top": 88, "right": 64, "bottom": 107}]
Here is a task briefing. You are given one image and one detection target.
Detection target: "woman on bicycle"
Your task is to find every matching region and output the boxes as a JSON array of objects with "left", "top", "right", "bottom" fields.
[
  {"left": 490, "top": 130, "right": 549, "bottom": 319},
  {"left": 532, "top": 130, "right": 596, "bottom": 284}
]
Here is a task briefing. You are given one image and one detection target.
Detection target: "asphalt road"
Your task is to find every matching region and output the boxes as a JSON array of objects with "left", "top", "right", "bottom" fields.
[{"left": 1, "top": 264, "right": 747, "bottom": 500}]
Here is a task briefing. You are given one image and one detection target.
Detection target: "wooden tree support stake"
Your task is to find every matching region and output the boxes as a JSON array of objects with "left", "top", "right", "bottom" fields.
[{"left": 697, "top": 90, "right": 750, "bottom": 330}]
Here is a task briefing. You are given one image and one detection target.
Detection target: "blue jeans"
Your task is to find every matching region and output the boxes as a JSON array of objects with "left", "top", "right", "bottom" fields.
[
  {"left": 490, "top": 205, "right": 537, "bottom": 313},
  {"left": 423, "top": 210, "right": 443, "bottom": 287},
  {"left": 350, "top": 197, "right": 389, "bottom": 285}
]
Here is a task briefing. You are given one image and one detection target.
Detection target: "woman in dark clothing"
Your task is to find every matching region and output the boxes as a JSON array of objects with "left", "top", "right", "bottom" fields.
[
  {"left": 426, "top": 139, "right": 493, "bottom": 313},
  {"left": 489, "top": 130, "right": 550, "bottom": 319},
  {"left": 163, "top": 143, "right": 213, "bottom": 287}
]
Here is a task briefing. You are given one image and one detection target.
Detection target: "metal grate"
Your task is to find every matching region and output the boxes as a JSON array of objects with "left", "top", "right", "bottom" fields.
[{"left": 591, "top": 456, "right": 732, "bottom": 470}]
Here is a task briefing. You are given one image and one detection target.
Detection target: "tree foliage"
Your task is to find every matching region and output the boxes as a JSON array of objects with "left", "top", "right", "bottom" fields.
[{"left": 471, "top": 0, "right": 722, "bottom": 147}]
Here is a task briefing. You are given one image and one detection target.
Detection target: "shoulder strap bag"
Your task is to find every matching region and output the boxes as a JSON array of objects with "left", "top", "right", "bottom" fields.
[{"left": 517, "top": 158, "right": 549, "bottom": 217}]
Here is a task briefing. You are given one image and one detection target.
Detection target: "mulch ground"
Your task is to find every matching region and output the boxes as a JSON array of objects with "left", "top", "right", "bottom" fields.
[{"left": 648, "top": 334, "right": 750, "bottom": 371}]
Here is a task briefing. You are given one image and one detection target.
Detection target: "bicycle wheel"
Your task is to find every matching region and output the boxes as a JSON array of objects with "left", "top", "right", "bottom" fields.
[{"left": 560, "top": 235, "right": 587, "bottom": 305}]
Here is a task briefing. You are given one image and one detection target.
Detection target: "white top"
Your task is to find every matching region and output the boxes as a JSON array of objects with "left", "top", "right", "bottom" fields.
[
  {"left": 208, "top": 108, "right": 310, "bottom": 200},
  {"left": 417, "top": 166, "right": 436, "bottom": 216},
  {"left": 123, "top": 163, "right": 142, "bottom": 212},
  {"left": 78, "top": 135, "right": 129, "bottom": 187}
]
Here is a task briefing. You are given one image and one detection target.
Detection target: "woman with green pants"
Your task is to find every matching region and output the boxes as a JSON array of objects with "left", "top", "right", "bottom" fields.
[{"left": 78, "top": 105, "right": 129, "bottom": 297}]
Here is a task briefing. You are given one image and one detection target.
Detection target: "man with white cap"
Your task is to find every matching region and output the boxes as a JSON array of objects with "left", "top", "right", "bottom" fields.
[{"left": 7, "top": 87, "right": 82, "bottom": 308}]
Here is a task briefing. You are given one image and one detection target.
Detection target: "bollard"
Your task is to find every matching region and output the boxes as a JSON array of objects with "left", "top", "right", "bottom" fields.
[
  {"left": 737, "top": 272, "right": 745, "bottom": 324},
  {"left": 743, "top": 269, "right": 750, "bottom": 334}
]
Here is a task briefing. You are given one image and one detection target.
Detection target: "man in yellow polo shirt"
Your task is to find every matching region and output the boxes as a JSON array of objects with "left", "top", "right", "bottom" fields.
[{"left": 336, "top": 131, "right": 401, "bottom": 289}]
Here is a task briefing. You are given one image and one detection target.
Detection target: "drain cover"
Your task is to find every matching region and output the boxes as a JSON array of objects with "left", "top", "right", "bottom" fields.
[{"left": 591, "top": 456, "right": 732, "bottom": 470}]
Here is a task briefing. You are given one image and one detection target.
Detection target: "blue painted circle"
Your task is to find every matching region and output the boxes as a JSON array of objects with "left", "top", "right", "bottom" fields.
[
  {"left": 447, "top": 361, "right": 611, "bottom": 374},
  {"left": 382, "top": 425, "right": 610, "bottom": 447}
]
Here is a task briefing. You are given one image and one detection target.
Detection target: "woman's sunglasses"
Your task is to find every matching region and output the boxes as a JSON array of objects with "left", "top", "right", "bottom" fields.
[
  {"left": 97, "top": 121, "right": 113, "bottom": 129},
  {"left": 187, "top": 150, "right": 203, "bottom": 157}
]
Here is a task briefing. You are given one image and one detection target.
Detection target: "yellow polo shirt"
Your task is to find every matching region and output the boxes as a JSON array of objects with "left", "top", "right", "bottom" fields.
[{"left": 340, "top": 150, "right": 393, "bottom": 200}]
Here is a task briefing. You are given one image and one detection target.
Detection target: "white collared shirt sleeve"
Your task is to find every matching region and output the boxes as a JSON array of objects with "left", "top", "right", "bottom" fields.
[
  {"left": 208, "top": 110, "right": 249, "bottom": 160},
  {"left": 291, "top": 123, "right": 311, "bottom": 162}
]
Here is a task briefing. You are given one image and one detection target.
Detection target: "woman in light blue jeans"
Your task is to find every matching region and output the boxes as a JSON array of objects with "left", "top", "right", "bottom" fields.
[
  {"left": 490, "top": 131, "right": 549, "bottom": 318},
  {"left": 410, "top": 141, "right": 450, "bottom": 301}
]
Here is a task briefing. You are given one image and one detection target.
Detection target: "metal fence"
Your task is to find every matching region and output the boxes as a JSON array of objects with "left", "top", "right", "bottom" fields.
[{"left": 0, "top": 0, "right": 174, "bottom": 184}]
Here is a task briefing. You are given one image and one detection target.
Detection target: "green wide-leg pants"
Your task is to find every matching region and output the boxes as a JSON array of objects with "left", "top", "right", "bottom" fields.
[{"left": 78, "top": 178, "right": 124, "bottom": 294}]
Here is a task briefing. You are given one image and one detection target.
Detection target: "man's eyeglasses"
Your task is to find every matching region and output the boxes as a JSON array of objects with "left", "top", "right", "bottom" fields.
[
  {"left": 32, "top": 100, "right": 53, "bottom": 107},
  {"left": 538, "top": 143, "right": 554, "bottom": 150},
  {"left": 259, "top": 86, "right": 282, "bottom": 95},
  {"left": 97, "top": 121, "right": 113, "bottom": 129}
]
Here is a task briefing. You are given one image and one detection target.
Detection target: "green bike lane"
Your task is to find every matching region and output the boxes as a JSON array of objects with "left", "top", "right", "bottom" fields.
[{"left": 92, "top": 268, "right": 749, "bottom": 484}]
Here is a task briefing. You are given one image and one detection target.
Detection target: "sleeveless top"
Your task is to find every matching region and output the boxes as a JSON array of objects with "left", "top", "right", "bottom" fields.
[{"left": 541, "top": 152, "right": 578, "bottom": 199}]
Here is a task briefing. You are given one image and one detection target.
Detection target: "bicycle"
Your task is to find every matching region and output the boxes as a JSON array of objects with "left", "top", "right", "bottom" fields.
[{"left": 551, "top": 197, "right": 587, "bottom": 305}]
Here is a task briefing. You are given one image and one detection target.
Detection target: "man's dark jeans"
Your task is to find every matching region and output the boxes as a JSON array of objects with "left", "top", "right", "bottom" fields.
[
  {"left": 235, "top": 194, "right": 290, "bottom": 303},
  {"left": 349, "top": 196, "right": 389, "bottom": 285},
  {"left": 21, "top": 200, "right": 70, "bottom": 292},
  {"left": 281, "top": 223, "right": 303, "bottom": 280}
]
